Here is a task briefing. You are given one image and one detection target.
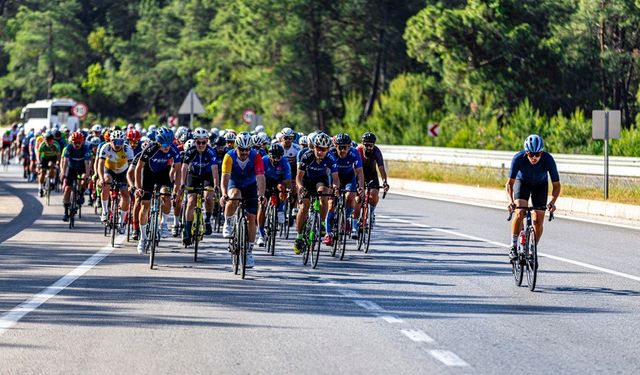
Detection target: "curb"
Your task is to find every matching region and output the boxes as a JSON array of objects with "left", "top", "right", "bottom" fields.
[{"left": 388, "top": 178, "right": 640, "bottom": 229}]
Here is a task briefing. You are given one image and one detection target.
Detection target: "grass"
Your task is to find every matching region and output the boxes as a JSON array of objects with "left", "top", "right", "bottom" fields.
[{"left": 387, "top": 160, "right": 640, "bottom": 206}]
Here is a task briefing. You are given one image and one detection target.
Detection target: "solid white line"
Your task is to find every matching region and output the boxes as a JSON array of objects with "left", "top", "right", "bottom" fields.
[
  {"left": 428, "top": 350, "right": 470, "bottom": 367},
  {"left": 401, "top": 329, "right": 435, "bottom": 343},
  {"left": 380, "top": 215, "right": 640, "bottom": 283},
  {"left": 353, "top": 300, "right": 383, "bottom": 311},
  {"left": 375, "top": 314, "right": 403, "bottom": 324},
  {"left": 0, "top": 236, "right": 123, "bottom": 335},
  {"left": 339, "top": 289, "right": 362, "bottom": 298}
]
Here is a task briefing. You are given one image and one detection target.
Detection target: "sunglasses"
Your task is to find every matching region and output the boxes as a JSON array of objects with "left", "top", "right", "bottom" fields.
[
  {"left": 527, "top": 152, "right": 542, "bottom": 158},
  {"left": 73, "top": 142, "right": 83, "bottom": 147},
  {"left": 315, "top": 147, "right": 328, "bottom": 152},
  {"left": 337, "top": 145, "right": 349, "bottom": 151},
  {"left": 363, "top": 143, "right": 374, "bottom": 148},
  {"left": 196, "top": 141, "right": 207, "bottom": 145},
  {"left": 237, "top": 147, "right": 250, "bottom": 152},
  {"left": 160, "top": 143, "right": 172, "bottom": 148},
  {"left": 113, "top": 140, "right": 124, "bottom": 146},
  {"left": 283, "top": 136, "right": 294, "bottom": 141}
]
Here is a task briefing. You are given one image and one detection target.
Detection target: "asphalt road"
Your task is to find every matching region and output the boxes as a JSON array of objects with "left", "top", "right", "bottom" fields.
[{"left": 1, "top": 165, "right": 639, "bottom": 374}]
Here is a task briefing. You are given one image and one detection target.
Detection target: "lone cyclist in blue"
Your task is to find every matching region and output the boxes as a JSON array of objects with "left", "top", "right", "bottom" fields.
[{"left": 505, "top": 134, "right": 561, "bottom": 260}]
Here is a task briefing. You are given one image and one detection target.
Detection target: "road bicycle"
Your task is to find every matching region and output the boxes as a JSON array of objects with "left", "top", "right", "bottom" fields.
[
  {"left": 148, "top": 185, "right": 173, "bottom": 269},
  {"left": 507, "top": 206, "right": 554, "bottom": 291},
  {"left": 184, "top": 185, "right": 215, "bottom": 262},
  {"left": 300, "top": 192, "right": 334, "bottom": 269},
  {"left": 67, "top": 175, "right": 84, "bottom": 229},
  {"left": 356, "top": 181, "right": 387, "bottom": 253},
  {"left": 212, "top": 190, "right": 224, "bottom": 233},
  {"left": 103, "top": 181, "right": 128, "bottom": 247},
  {"left": 226, "top": 197, "right": 254, "bottom": 279},
  {"left": 263, "top": 189, "right": 283, "bottom": 256},
  {"left": 330, "top": 189, "right": 349, "bottom": 260},
  {"left": 279, "top": 194, "right": 294, "bottom": 239}
]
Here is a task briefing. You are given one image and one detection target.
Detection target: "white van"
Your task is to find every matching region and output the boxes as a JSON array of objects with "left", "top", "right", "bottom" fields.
[{"left": 21, "top": 98, "right": 81, "bottom": 134}]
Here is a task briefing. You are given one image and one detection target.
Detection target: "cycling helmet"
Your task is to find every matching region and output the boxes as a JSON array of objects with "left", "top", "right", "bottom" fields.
[
  {"left": 215, "top": 136, "right": 226, "bottom": 147},
  {"left": 259, "top": 132, "right": 270, "bottom": 145},
  {"left": 269, "top": 143, "right": 285, "bottom": 158},
  {"left": 524, "top": 134, "right": 544, "bottom": 153},
  {"left": 313, "top": 133, "right": 332, "bottom": 148},
  {"left": 335, "top": 133, "right": 352, "bottom": 145},
  {"left": 299, "top": 135, "right": 308, "bottom": 146},
  {"left": 184, "top": 139, "right": 196, "bottom": 150},
  {"left": 192, "top": 128, "right": 208, "bottom": 140},
  {"left": 224, "top": 132, "right": 237, "bottom": 142},
  {"left": 308, "top": 131, "right": 317, "bottom": 145},
  {"left": 175, "top": 126, "right": 188, "bottom": 140},
  {"left": 70, "top": 131, "right": 84, "bottom": 144},
  {"left": 255, "top": 125, "right": 265, "bottom": 133},
  {"left": 90, "top": 123, "right": 102, "bottom": 132},
  {"left": 110, "top": 130, "right": 125, "bottom": 141},
  {"left": 80, "top": 129, "right": 89, "bottom": 140},
  {"left": 178, "top": 129, "right": 192, "bottom": 143},
  {"left": 281, "top": 127, "right": 295, "bottom": 138},
  {"left": 210, "top": 127, "right": 219, "bottom": 136},
  {"left": 251, "top": 134, "right": 262, "bottom": 147},
  {"left": 134, "top": 123, "right": 142, "bottom": 131},
  {"left": 44, "top": 131, "right": 54, "bottom": 140},
  {"left": 127, "top": 129, "right": 141, "bottom": 142},
  {"left": 53, "top": 130, "right": 62, "bottom": 139},
  {"left": 362, "top": 132, "right": 377, "bottom": 143},
  {"left": 156, "top": 127, "right": 174, "bottom": 146},
  {"left": 148, "top": 125, "right": 157, "bottom": 133},
  {"left": 274, "top": 132, "right": 283, "bottom": 141},
  {"left": 146, "top": 130, "right": 157, "bottom": 142},
  {"left": 235, "top": 133, "right": 253, "bottom": 149}
]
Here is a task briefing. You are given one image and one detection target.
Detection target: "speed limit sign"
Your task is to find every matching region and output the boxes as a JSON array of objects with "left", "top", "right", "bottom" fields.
[
  {"left": 72, "top": 102, "right": 89, "bottom": 118},
  {"left": 242, "top": 109, "right": 256, "bottom": 124}
]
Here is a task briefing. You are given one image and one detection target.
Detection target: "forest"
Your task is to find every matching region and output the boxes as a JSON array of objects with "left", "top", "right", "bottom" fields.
[{"left": 1, "top": 0, "right": 639, "bottom": 155}]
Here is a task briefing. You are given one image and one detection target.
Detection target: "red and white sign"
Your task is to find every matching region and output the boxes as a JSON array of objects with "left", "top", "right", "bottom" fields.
[
  {"left": 242, "top": 109, "right": 256, "bottom": 124},
  {"left": 71, "top": 102, "right": 89, "bottom": 118},
  {"left": 428, "top": 123, "right": 440, "bottom": 137}
]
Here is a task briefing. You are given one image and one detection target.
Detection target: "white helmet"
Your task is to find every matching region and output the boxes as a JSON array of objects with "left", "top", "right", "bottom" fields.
[
  {"left": 111, "top": 130, "right": 125, "bottom": 141},
  {"left": 255, "top": 125, "right": 265, "bottom": 133},
  {"left": 184, "top": 139, "right": 196, "bottom": 150},
  {"left": 313, "top": 132, "right": 331, "bottom": 148},
  {"left": 193, "top": 128, "right": 209, "bottom": 140},
  {"left": 91, "top": 124, "right": 103, "bottom": 132},
  {"left": 308, "top": 131, "right": 318, "bottom": 145},
  {"left": 210, "top": 127, "right": 219, "bottom": 136},
  {"left": 235, "top": 133, "right": 253, "bottom": 149},
  {"left": 281, "top": 127, "right": 295, "bottom": 138},
  {"left": 274, "top": 132, "right": 283, "bottom": 141},
  {"left": 134, "top": 123, "right": 142, "bottom": 131},
  {"left": 148, "top": 125, "right": 157, "bottom": 132}
]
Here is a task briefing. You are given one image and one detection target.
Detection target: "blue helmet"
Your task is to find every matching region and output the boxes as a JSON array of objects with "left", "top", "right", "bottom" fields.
[
  {"left": 157, "top": 127, "right": 174, "bottom": 146},
  {"left": 146, "top": 130, "right": 157, "bottom": 142},
  {"left": 524, "top": 134, "right": 544, "bottom": 153}
]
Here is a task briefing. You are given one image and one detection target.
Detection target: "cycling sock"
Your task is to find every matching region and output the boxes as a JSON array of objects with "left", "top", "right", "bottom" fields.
[
  {"left": 101, "top": 199, "right": 109, "bottom": 213},
  {"left": 325, "top": 212, "right": 334, "bottom": 233},
  {"left": 345, "top": 207, "right": 354, "bottom": 219},
  {"left": 370, "top": 206, "right": 376, "bottom": 216},
  {"left": 248, "top": 242, "right": 254, "bottom": 252},
  {"left": 121, "top": 209, "right": 127, "bottom": 223},
  {"left": 185, "top": 221, "right": 192, "bottom": 237},
  {"left": 39, "top": 182, "right": 43, "bottom": 190},
  {"left": 133, "top": 221, "right": 139, "bottom": 231},
  {"left": 277, "top": 202, "right": 285, "bottom": 211},
  {"left": 64, "top": 203, "right": 69, "bottom": 215},
  {"left": 162, "top": 212, "right": 169, "bottom": 226},
  {"left": 258, "top": 226, "right": 265, "bottom": 237},
  {"left": 173, "top": 214, "right": 178, "bottom": 226},
  {"left": 352, "top": 218, "right": 358, "bottom": 230},
  {"left": 140, "top": 224, "right": 148, "bottom": 240},
  {"left": 205, "top": 211, "right": 212, "bottom": 223},
  {"left": 296, "top": 233, "right": 303, "bottom": 240},
  {"left": 511, "top": 234, "right": 518, "bottom": 248}
]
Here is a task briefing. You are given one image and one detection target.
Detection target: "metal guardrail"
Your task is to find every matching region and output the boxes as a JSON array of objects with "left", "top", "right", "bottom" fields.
[{"left": 379, "top": 145, "right": 640, "bottom": 178}]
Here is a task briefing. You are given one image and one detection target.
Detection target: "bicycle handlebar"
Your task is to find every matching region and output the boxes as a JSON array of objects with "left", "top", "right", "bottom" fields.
[{"left": 507, "top": 206, "right": 554, "bottom": 222}]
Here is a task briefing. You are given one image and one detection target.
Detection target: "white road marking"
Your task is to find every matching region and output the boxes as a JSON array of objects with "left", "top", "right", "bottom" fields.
[
  {"left": 0, "top": 236, "right": 124, "bottom": 335},
  {"left": 339, "top": 289, "right": 362, "bottom": 298},
  {"left": 427, "top": 350, "right": 470, "bottom": 367},
  {"left": 381, "top": 216, "right": 640, "bottom": 283},
  {"left": 401, "top": 329, "right": 435, "bottom": 343},
  {"left": 375, "top": 314, "right": 403, "bottom": 324},
  {"left": 353, "top": 300, "right": 383, "bottom": 311}
]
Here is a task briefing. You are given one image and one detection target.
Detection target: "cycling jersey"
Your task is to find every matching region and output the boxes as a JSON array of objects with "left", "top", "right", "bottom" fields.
[
  {"left": 262, "top": 155, "right": 291, "bottom": 181},
  {"left": 221, "top": 149, "right": 265, "bottom": 188},
  {"left": 283, "top": 143, "right": 301, "bottom": 162},
  {"left": 357, "top": 144, "right": 384, "bottom": 172},
  {"left": 99, "top": 143, "right": 134, "bottom": 174},
  {"left": 183, "top": 145, "right": 218, "bottom": 177},
  {"left": 62, "top": 144, "right": 92, "bottom": 170},
  {"left": 298, "top": 149, "right": 337, "bottom": 179},
  {"left": 38, "top": 141, "right": 61, "bottom": 159},
  {"left": 127, "top": 141, "right": 143, "bottom": 155},
  {"left": 296, "top": 147, "right": 309, "bottom": 164},
  {"left": 509, "top": 151, "right": 560, "bottom": 184},
  {"left": 140, "top": 144, "right": 181, "bottom": 173},
  {"left": 329, "top": 147, "right": 362, "bottom": 178},
  {"left": 256, "top": 148, "right": 268, "bottom": 157}
]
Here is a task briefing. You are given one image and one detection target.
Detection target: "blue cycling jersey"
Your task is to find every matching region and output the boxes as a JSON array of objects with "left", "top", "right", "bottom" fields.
[
  {"left": 298, "top": 149, "right": 337, "bottom": 179},
  {"left": 62, "top": 144, "right": 92, "bottom": 170},
  {"left": 329, "top": 147, "right": 362, "bottom": 179},
  {"left": 262, "top": 155, "right": 291, "bottom": 181},
  {"left": 183, "top": 145, "right": 217, "bottom": 177},
  {"left": 509, "top": 150, "right": 560, "bottom": 184},
  {"left": 140, "top": 143, "right": 182, "bottom": 172},
  {"left": 296, "top": 147, "right": 309, "bottom": 164}
]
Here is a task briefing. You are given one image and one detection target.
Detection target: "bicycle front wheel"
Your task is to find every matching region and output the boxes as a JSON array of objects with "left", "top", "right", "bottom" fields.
[
  {"left": 363, "top": 204, "right": 373, "bottom": 254},
  {"left": 525, "top": 230, "right": 538, "bottom": 291},
  {"left": 110, "top": 195, "right": 119, "bottom": 247},
  {"left": 149, "top": 207, "right": 159, "bottom": 269},
  {"left": 193, "top": 210, "right": 201, "bottom": 262},
  {"left": 311, "top": 213, "right": 321, "bottom": 269},
  {"left": 240, "top": 217, "right": 248, "bottom": 279}
]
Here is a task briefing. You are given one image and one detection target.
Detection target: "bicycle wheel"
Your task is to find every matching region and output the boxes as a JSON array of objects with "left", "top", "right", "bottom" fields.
[
  {"left": 311, "top": 212, "right": 321, "bottom": 269},
  {"left": 331, "top": 208, "right": 342, "bottom": 258},
  {"left": 356, "top": 205, "right": 366, "bottom": 251},
  {"left": 512, "top": 231, "right": 525, "bottom": 286},
  {"left": 126, "top": 198, "right": 133, "bottom": 242},
  {"left": 284, "top": 201, "right": 292, "bottom": 239},
  {"left": 231, "top": 236, "right": 239, "bottom": 274},
  {"left": 69, "top": 186, "right": 76, "bottom": 229},
  {"left": 45, "top": 178, "right": 51, "bottom": 206},
  {"left": 110, "top": 193, "right": 119, "bottom": 247},
  {"left": 525, "top": 230, "right": 538, "bottom": 291},
  {"left": 149, "top": 204, "right": 159, "bottom": 269},
  {"left": 363, "top": 205, "right": 373, "bottom": 254},
  {"left": 193, "top": 209, "right": 201, "bottom": 262},
  {"left": 240, "top": 217, "right": 248, "bottom": 279},
  {"left": 78, "top": 192, "right": 82, "bottom": 219},
  {"left": 339, "top": 211, "right": 348, "bottom": 261},
  {"left": 302, "top": 222, "right": 311, "bottom": 266}
]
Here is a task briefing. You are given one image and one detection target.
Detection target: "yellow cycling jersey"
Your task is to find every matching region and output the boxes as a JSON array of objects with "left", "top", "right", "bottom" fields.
[{"left": 99, "top": 143, "right": 134, "bottom": 174}]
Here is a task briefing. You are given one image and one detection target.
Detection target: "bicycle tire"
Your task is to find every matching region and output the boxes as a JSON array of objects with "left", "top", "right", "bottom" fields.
[
  {"left": 331, "top": 207, "right": 342, "bottom": 258},
  {"left": 526, "top": 230, "right": 538, "bottom": 291},
  {"left": 284, "top": 201, "right": 292, "bottom": 239},
  {"left": 193, "top": 209, "right": 201, "bottom": 262},
  {"left": 512, "top": 230, "right": 525, "bottom": 286},
  {"left": 302, "top": 221, "right": 311, "bottom": 266},
  {"left": 311, "top": 212, "right": 321, "bottom": 269},
  {"left": 110, "top": 192, "right": 119, "bottom": 247},
  {"left": 240, "top": 217, "right": 248, "bottom": 279},
  {"left": 126, "top": 197, "right": 133, "bottom": 242},
  {"left": 45, "top": 178, "right": 51, "bottom": 206},
  {"left": 232, "top": 236, "right": 239, "bottom": 274},
  {"left": 356, "top": 204, "right": 365, "bottom": 251},
  {"left": 363, "top": 204, "right": 373, "bottom": 254},
  {"left": 149, "top": 200, "right": 159, "bottom": 269},
  {"left": 69, "top": 185, "right": 76, "bottom": 229},
  {"left": 339, "top": 212, "right": 348, "bottom": 261}
]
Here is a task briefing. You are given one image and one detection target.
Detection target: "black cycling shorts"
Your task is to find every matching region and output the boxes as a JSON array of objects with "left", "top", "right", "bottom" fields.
[
  {"left": 65, "top": 167, "right": 86, "bottom": 185},
  {"left": 301, "top": 175, "right": 330, "bottom": 199},
  {"left": 229, "top": 183, "right": 258, "bottom": 215},
  {"left": 362, "top": 168, "right": 380, "bottom": 189},
  {"left": 39, "top": 157, "right": 57, "bottom": 169},
  {"left": 106, "top": 169, "right": 128, "bottom": 184},
  {"left": 141, "top": 168, "right": 172, "bottom": 201},
  {"left": 513, "top": 179, "right": 548, "bottom": 208}
]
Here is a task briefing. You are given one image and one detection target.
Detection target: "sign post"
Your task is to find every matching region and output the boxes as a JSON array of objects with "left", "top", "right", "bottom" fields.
[
  {"left": 427, "top": 123, "right": 440, "bottom": 146},
  {"left": 178, "top": 89, "right": 205, "bottom": 128},
  {"left": 592, "top": 110, "right": 621, "bottom": 200}
]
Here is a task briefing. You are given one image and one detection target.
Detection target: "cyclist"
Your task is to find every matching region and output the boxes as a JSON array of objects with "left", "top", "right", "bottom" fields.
[
  {"left": 293, "top": 132, "right": 339, "bottom": 254},
  {"left": 126, "top": 129, "right": 143, "bottom": 155},
  {"left": 97, "top": 130, "right": 134, "bottom": 232},
  {"left": 36, "top": 131, "right": 61, "bottom": 197},
  {"left": 60, "top": 132, "right": 92, "bottom": 221},
  {"left": 506, "top": 134, "right": 560, "bottom": 260},
  {"left": 86, "top": 136, "right": 101, "bottom": 207},
  {"left": 256, "top": 143, "right": 291, "bottom": 247},
  {"left": 220, "top": 132, "right": 266, "bottom": 268},
  {"left": 134, "top": 127, "right": 182, "bottom": 254},
  {"left": 170, "top": 129, "right": 191, "bottom": 237},
  {"left": 251, "top": 133, "right": 268, "bottom": 156},
  {"left": 180, "top": 128, "right": 220, "bottom": 245},
  {"left": 1, "top": 129, "right": 11, "bottom": 163},
  {"left": 224, "top": 131, "right": 237, "bottom": 152},
  {"left": 325, "top": 133, "right": 364, "bottom": 245},
  {"left": 21, "top": 129, "right": 35, "bottom": 180},
  {"left": 127, "top": 139, "right": 153, "bottom": 241},
  {"left": 355, "top": 132, "right": 389, "bottom": 234}
]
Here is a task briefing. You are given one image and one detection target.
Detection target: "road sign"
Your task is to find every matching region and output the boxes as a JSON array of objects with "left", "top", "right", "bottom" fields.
[
  {"left": 242, "top": 109, "right": 256, "bottom": 124},
  {"left": 428, "top": 123, "right": 440, "bottom": 137},
  {"left": 592, "top": 110, "right": 621, "bottom": 140},
  {"left": 71, "top": 102, "right": 88, "bottom": 118},
  {"left": 178, "top": 89, "right": 205, "bottom": 115}
]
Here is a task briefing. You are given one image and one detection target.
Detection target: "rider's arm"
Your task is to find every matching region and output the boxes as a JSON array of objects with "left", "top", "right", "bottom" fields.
[
  {"left": 355, "top": 167, "right": 364, "bottom": 190},
  {"left": 135, "top": 161, "right": 144, "bottom": 190},
  {"left": 211, "top": 164, "right": 219, "bottom": 188},
  {"left": 126, "top": 164, "right": 135, "bottom": 187},
  {"left": 331, "top": 171, "right": 340, "bottom": 191},
  {"left": 295, "top": 169, "right": 305, "bottom": 191},
  {"left": 97, "top": 158, "right": 106, "bottom": 183},
  {"left": 172, "top": 162, "right": 182, "bottom": 192},
  {"left": 220, "top": 153, "right": 232, "bottom": 197},
  {"left": 548, "top": 181, "right": 561, "bottom": 212},
  {"left": 505, "top": 178, "right": 516, "bottom": 208}
]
